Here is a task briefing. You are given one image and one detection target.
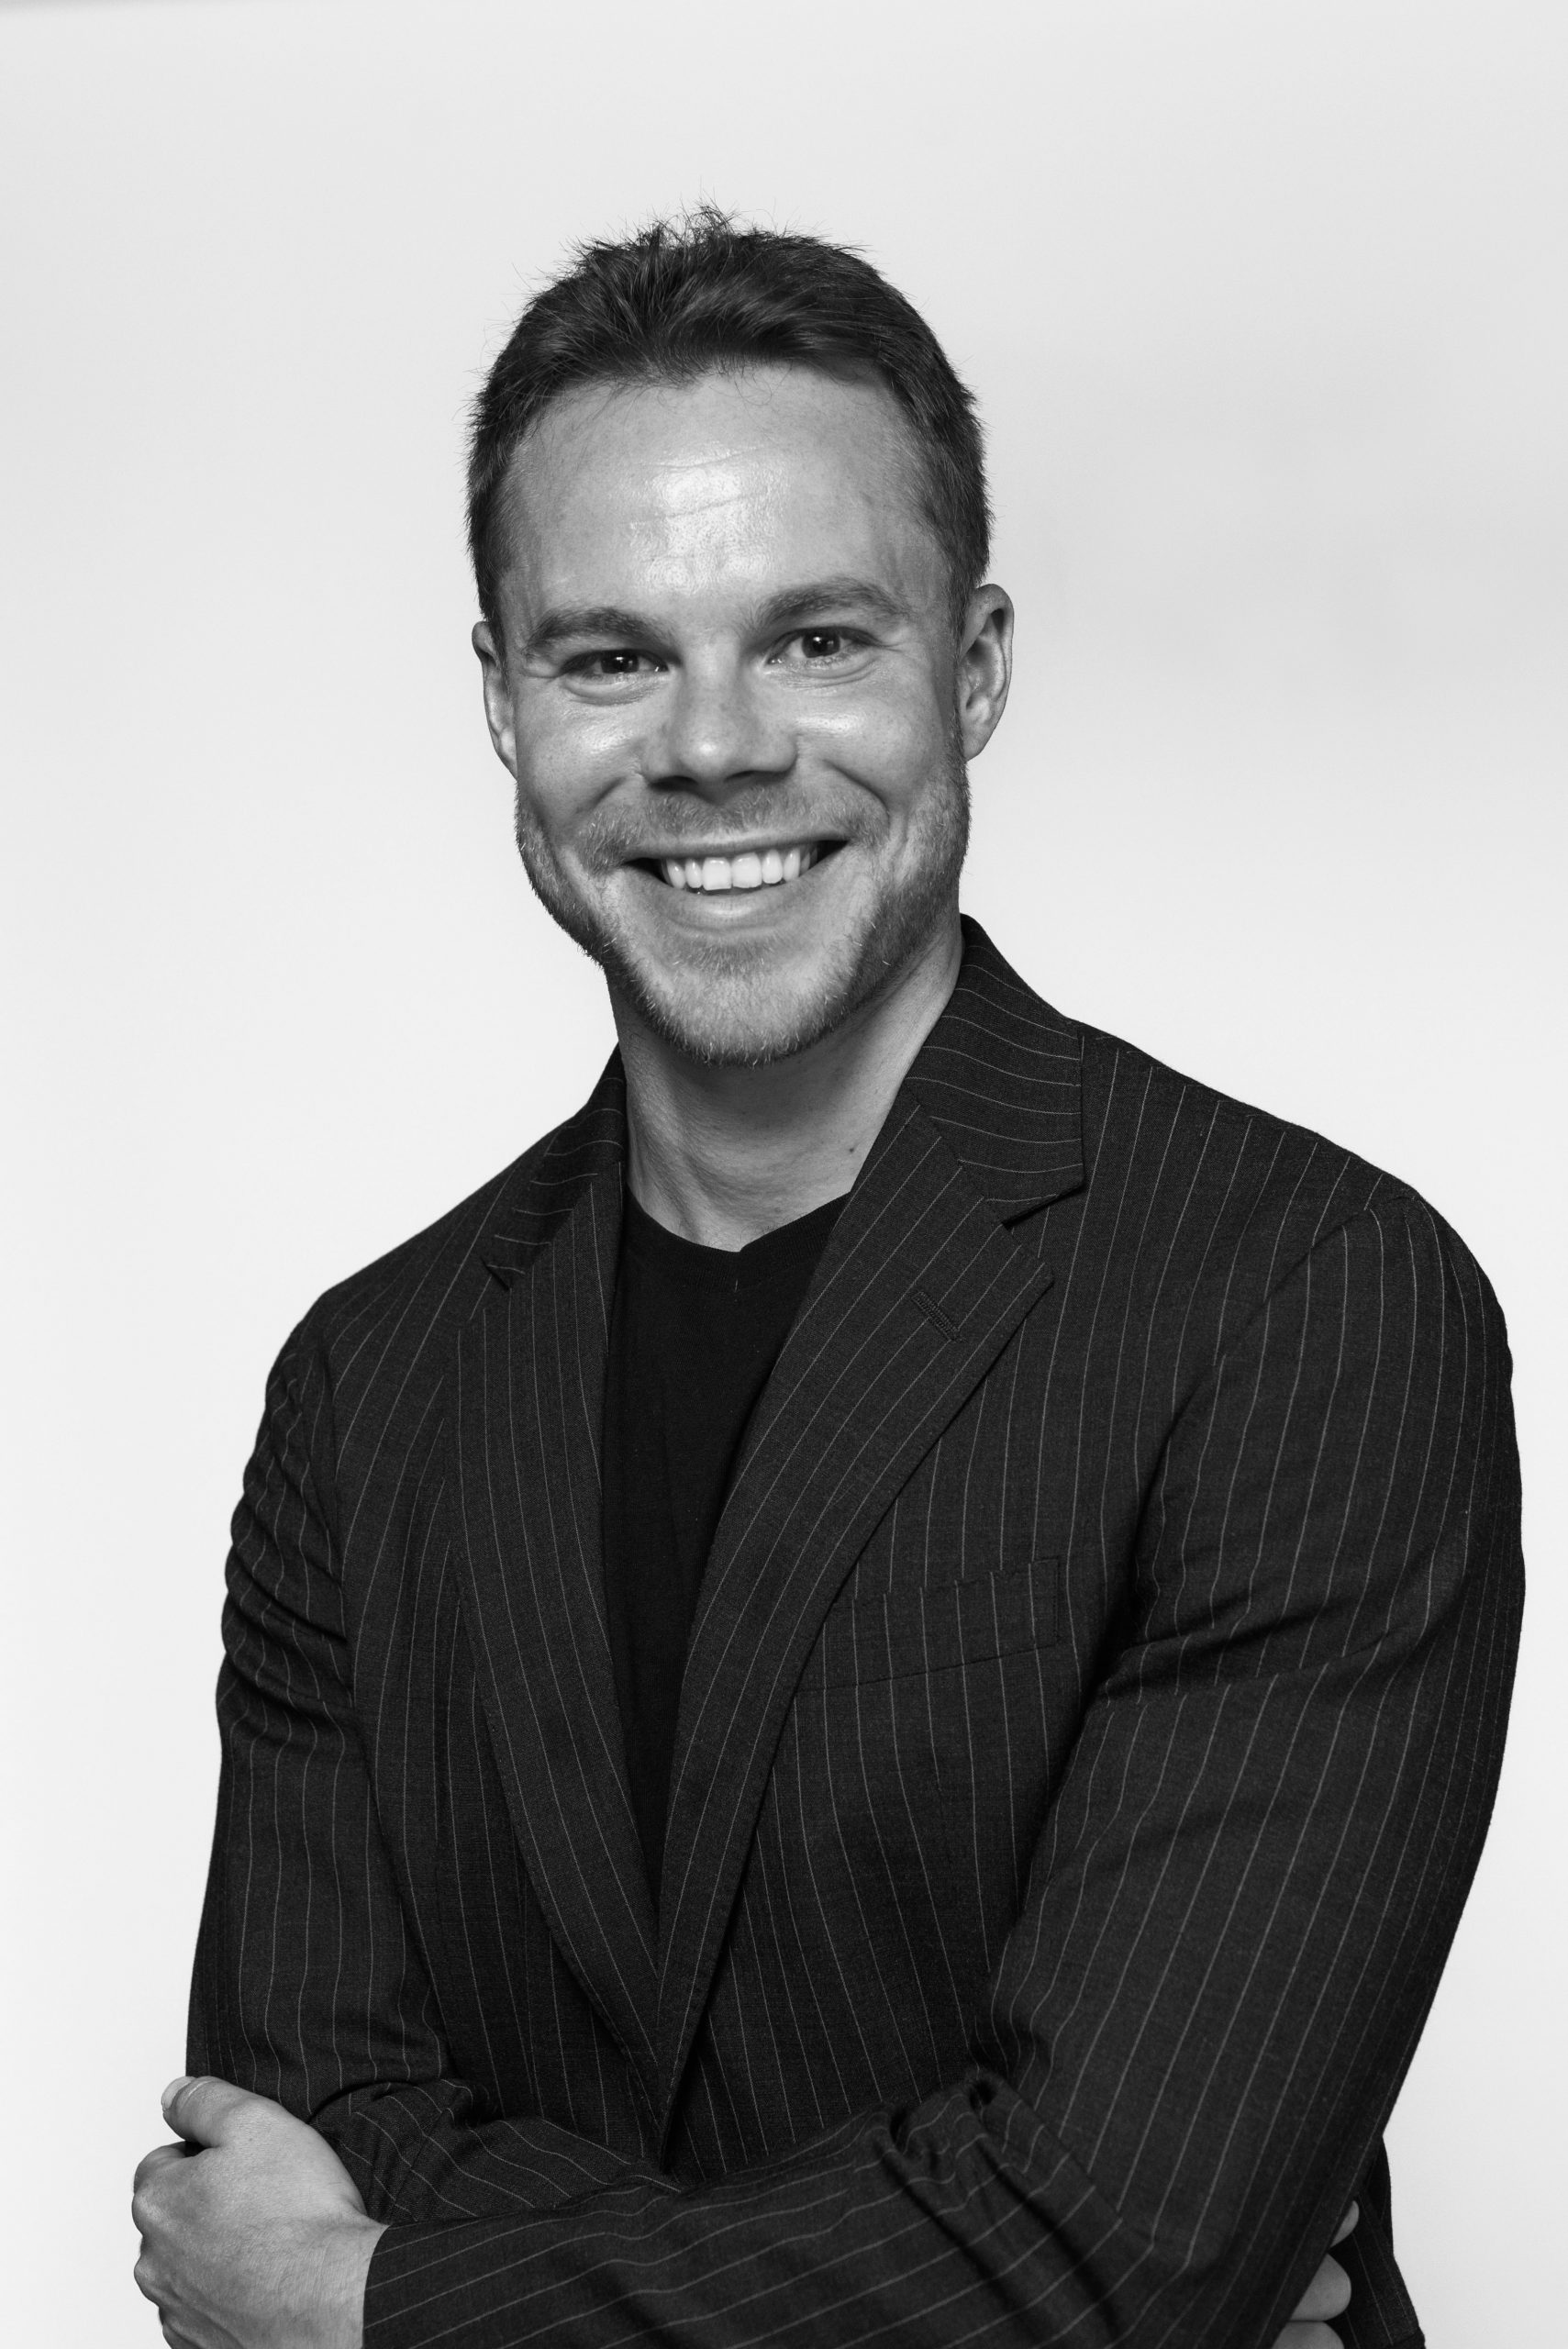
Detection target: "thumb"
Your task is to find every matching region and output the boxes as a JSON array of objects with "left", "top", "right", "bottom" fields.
[{"left": 161, "top": 2074, "right": 255, "bottom": 2147}]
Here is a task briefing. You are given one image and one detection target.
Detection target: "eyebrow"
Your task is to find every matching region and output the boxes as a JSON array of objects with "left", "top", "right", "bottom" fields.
[
  {"left": 522, "top": 605, "right": 652, "bottom": 660},
  {"left": 752, "top": 576, "right": 910, "bottom": 632},
  {"left": 521, "top": 575, "right": 910, "bottom": 661}
]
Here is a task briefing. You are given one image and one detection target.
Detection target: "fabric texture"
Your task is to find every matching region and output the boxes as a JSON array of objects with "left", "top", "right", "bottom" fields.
[
  {"left": 188, "top": 919, "right": 1522, "bottom": 2348},
  {"left": 601, "top": 1188, "right": 844, "bottom": 1903}
]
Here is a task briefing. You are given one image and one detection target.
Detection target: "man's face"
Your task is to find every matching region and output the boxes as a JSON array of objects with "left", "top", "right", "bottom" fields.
[{"left": 475, "top": 363, "right": 1010, "bottom": 1065}]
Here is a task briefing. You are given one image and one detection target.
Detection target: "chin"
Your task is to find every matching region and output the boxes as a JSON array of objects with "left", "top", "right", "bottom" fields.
[{"left": 617, "top": 952, "right": 864, "bottom": 1069}]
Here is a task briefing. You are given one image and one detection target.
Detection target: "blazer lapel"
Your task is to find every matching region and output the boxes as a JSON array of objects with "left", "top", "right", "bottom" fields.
[
  {"left": 654, "top": 922, "right": 1086, "bottom": 2132},
  {"left": 450, "top": 1067, "right": 662, "bottom": 2109}
]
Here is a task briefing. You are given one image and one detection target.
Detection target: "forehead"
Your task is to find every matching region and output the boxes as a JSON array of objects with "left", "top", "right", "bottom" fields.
[{"left": 494, "top": 364, "right": 941, "bottom": 616}]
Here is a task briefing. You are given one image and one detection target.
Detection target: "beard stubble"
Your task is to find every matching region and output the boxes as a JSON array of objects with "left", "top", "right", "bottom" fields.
[{"left": 513, "top": 751, "right": 971, "bottom": 1069}]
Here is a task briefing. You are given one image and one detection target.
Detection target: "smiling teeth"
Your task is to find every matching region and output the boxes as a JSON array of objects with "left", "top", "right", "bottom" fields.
[{"left": 662, "top": 843, "right": 821, "bottom": 892}]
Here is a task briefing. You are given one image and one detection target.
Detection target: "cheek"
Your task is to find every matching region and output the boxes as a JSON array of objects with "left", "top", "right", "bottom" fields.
[
  {"left": 803, "top": 676, "right": 950, "bottom": 797},
  {"left": 513, "top": 710, "right": 637, "bottom": 833},
  {"left": 826, "top": 731, "right": 953, "bottom": 847}
]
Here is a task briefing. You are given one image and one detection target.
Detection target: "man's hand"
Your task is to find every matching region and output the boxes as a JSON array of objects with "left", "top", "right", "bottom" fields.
[
  {"left": 1273, "top": 2203, "right": 1359, "bottom": 2348},
  {"left": 133, "top": 2077, "right": 385, "bottom": 2348}
]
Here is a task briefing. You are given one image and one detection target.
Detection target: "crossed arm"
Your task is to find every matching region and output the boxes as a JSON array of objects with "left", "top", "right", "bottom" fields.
[
  {"left": 133, "top": 2081, "right": 1360, "bottom": 2348},
  {"left": 136, "top": 1201, "right": 1521, "bottom": 2345}
]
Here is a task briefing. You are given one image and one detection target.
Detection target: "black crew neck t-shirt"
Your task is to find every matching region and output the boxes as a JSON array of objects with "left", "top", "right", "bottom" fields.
[{"left": 601, "top": 1187, "right": 844, "bottom": 1909}]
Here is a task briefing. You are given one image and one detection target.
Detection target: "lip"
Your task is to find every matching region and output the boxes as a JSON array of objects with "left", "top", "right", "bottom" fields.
[
  {"left": 624, "top": 848, "right": 840, "bottom": 915},
  {"left": 624, "top": 836, "right": 848, "bottom": 901},
  {"left": 626, "top": 837, "right": 842, "bottom": 865}
]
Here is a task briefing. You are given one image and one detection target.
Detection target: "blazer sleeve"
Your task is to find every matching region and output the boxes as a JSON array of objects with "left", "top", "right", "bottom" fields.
[
  {"left": 186, "top": 1318, "right": 654, "bottom": 2225},
  {"left": 361, "top": 1196, "right": 1523, "bottom": 2348}
]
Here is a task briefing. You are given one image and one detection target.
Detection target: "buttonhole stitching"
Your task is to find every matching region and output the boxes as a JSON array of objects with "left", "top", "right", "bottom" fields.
[{"left": 914, "top": 1286, "right": 962, "bottom": 1341}]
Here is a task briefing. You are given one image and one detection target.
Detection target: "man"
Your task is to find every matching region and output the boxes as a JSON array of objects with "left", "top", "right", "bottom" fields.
[{"left": 134, "top": 214, "right": 1521, "bottom": 2349}]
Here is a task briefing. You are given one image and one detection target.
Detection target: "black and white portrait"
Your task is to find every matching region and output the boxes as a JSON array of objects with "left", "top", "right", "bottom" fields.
[{"left": 2, "top": 5, "right": 1561, "bottom": 2345}]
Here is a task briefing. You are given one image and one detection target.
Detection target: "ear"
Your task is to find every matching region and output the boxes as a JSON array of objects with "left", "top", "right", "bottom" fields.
[
  {"left": 473, "top": 618, "right": 519, "bottom": 778},
  {"left": 954, "top": 584, "right": 1014, "bottom": 760}
]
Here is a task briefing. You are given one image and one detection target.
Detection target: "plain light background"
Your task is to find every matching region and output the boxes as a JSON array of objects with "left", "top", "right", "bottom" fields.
[{"left": 2, "top": 1, "right": 1562, "bottom": 2340}]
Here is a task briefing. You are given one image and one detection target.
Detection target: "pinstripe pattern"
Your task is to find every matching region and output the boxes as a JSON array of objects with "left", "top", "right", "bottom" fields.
[{"left": 189, "top": 920, "right": 1521, "bottom": 2347}]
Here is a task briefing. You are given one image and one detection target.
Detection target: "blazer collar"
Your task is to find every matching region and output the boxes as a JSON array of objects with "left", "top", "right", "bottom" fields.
[
  {"left": 899, "top": 916, "right": 1084, "bottom": 1220},
  {"left": 654, "top": 1085, "right": 1067, "bottom": 2135},
  {"left": 477, "top": 1050, "right": 627, "bottom": 1286},
  {"left": 451, "top": 1151, "right": 662, "bottom": 2113}
]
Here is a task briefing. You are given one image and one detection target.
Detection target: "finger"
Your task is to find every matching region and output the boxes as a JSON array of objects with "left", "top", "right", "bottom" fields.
[
  {"left": 132, "top": 2145, "right": 197, "bottom": 2243},
  {"left": 1289, "top": 2254, "right": 1351, "bottom": 2323},
  {"left": 132, "top": 2143, "right": 189, "bottom": 2195},
  {"left": 1273, "top": 2328, "right": 1342, "bottom": 2348},
  {"left": 161, "top": 2072, "right": 253, "bottom": 2145},
  {"left": 1331, "top": 2201, "right": 1360, "bottom": 2246}
]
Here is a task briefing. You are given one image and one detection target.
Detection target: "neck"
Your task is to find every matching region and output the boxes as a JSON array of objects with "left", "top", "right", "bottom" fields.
[{"left": 613, "top": 915, "right": 963, "bottom": 1251}]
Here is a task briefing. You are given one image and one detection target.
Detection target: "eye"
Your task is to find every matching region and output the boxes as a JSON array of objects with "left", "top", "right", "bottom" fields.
[
  {"left": 780, "top": 627, "right": 867, "bottom": 666},
  {"left": 565, "top": 649, "right": 661, "bottom": 680}
]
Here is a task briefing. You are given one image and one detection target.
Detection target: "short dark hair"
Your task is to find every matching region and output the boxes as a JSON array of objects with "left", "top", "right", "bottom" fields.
[{"left": 467, "top": 207, "right": 990, "bottom": 631}]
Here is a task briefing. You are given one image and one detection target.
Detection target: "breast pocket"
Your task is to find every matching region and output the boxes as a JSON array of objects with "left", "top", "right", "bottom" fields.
[{"left": 819, "top": 1558, "right": 1061, "bottom": 1688}]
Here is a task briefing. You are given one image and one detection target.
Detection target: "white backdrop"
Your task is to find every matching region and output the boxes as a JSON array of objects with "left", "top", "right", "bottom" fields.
[{"left": 3, "top": 3, "right": 1562, "bottom": 2341}]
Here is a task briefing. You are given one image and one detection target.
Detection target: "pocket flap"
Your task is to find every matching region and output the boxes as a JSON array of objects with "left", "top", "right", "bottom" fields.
[{"left": 820, "top": 1559, "right": 1061, "bottom": 1687}]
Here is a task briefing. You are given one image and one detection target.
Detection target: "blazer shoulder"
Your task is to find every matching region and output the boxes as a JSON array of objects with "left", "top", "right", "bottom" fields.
[
  {"left": 1070, "top": 1017, "right": 1501, "bottom": 1310},
  {"left": 275, "top": 1121, "right": 568, "bottom": 1393},
  {"left": 946, "top": 923, "right": 1466, "bottom": 1275}
]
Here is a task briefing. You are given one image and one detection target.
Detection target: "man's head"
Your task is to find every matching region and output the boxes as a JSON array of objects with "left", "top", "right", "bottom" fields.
[{"left": 470, "top": 211, "right": 1012, "bottom": 1066}]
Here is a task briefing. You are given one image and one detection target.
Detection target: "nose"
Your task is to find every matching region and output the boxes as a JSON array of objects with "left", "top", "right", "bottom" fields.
[{"left": 646, "top": 655, "right": 793, "bottom": 799}]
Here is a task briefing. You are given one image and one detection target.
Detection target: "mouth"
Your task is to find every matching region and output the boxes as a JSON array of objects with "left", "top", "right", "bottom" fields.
[{"left": 638, "top": 840, "right": 841, "bottom": 894}]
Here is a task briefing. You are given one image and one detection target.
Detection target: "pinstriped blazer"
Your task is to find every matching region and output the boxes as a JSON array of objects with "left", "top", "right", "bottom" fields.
[{"left": 189, "top": 918, "right": 1522, "bottom": 2349}]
